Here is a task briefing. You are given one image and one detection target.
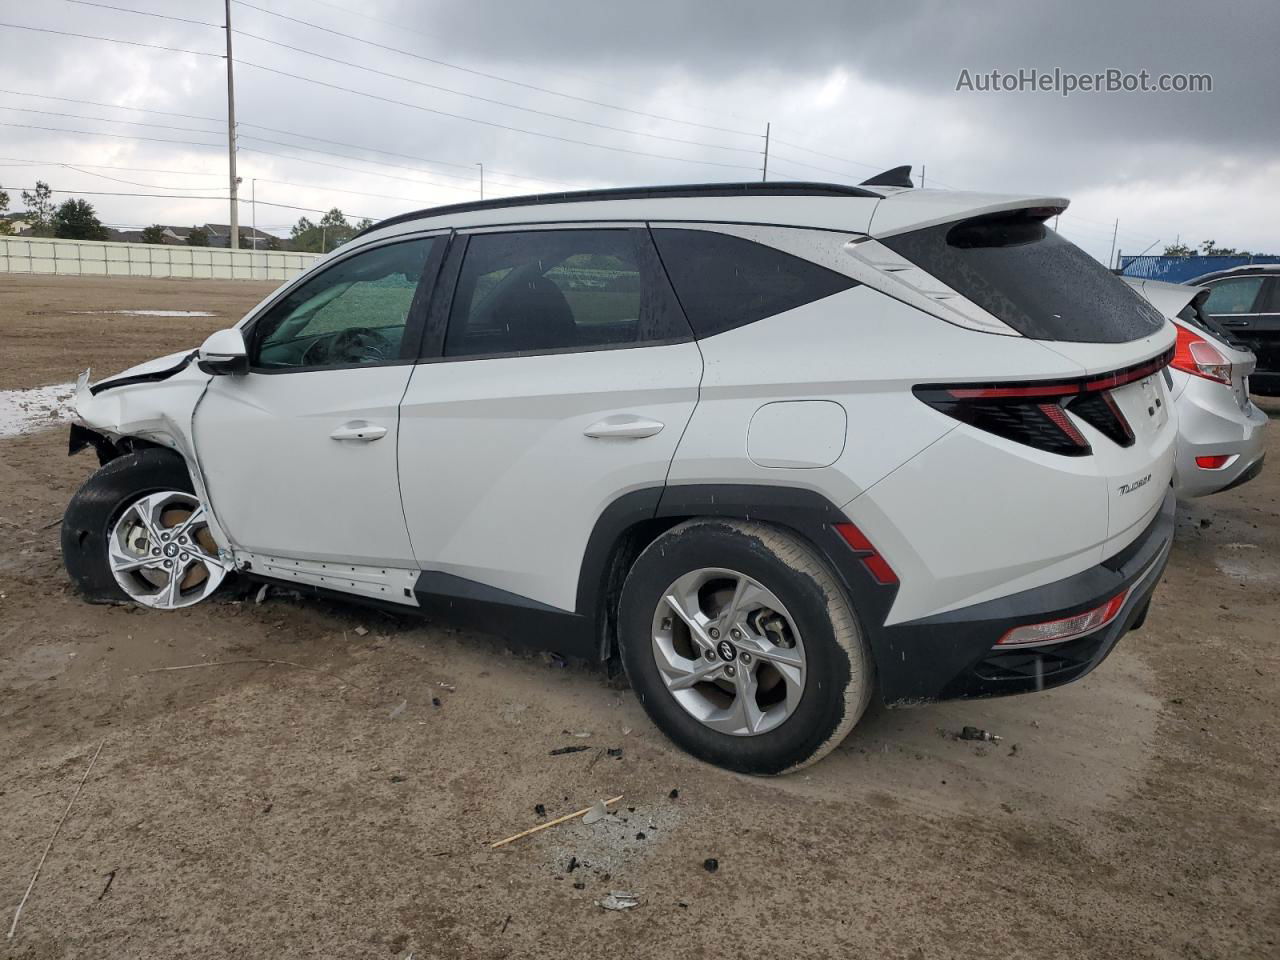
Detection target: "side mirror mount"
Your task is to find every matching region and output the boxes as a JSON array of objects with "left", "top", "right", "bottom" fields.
[{"left": 197, "top": 328, "right": 249, "bottom": 376}]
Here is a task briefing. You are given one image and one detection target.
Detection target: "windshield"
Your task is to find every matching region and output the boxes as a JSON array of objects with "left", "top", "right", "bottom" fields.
[{"left": 882, "top": 213, "right": 1166, "bottom": 343}]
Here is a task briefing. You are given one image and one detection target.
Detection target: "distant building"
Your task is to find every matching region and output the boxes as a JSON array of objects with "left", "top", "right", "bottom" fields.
[{"left": 202, "top": 223, "right": 279, "bottom": 249}]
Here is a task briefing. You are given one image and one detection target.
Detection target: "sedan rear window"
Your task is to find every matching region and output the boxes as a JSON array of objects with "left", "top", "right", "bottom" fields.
[{"left": 882, "top": 213, "right": 1165, "bottom": 343}]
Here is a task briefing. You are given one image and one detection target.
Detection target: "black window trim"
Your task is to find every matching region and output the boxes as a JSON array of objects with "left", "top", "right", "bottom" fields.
[
  {"left": 414, "top": 222, "right": 696, "bottom": 365},
  {"left": 241, "top": 228, "right": 450, "bottom": 376}
]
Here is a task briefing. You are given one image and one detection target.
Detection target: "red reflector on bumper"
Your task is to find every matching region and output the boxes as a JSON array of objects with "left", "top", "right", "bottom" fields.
[
  {"left": 996, "top": 590, "right": 1127, "bottom": 647},
  {"left": 1195, "top": 454, "right": 1233, "bottom": 470},
  {"left": 833, "top": 523, "right": 899, "bottom": 586}
]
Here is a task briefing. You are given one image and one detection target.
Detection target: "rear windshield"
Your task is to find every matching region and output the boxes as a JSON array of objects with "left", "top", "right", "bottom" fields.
[{"left": 882, "top": 213, "right": 1166, "bottom": 343}]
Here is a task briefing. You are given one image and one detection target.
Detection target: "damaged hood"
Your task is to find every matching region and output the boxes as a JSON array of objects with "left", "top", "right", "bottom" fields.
[{"left": 89, "top": 349, "right": 199, "bottom": 395}]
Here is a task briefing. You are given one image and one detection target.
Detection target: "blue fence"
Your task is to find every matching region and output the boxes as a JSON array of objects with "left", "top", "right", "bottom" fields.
[{"left": 1120, "top": 254, "right": 1280, "bottom": 284}]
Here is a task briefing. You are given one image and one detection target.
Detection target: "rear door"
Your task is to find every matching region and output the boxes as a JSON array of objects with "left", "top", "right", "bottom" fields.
[{"left": 397, "top": 224, "right": 701, "bottom": 612}]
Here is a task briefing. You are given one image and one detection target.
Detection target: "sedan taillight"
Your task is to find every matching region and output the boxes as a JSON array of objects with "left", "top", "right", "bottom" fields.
[{"left": 1172, "top": 323, "right": 1231, "bottom": 385}]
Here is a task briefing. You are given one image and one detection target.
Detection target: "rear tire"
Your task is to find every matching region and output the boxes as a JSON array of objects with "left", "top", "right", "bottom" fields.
[
  {"left": 61, "top": 449, "right": 226, "bottom": 608},
  {"left": 618, "top": 519, "right": 873, "bottom": 775}
]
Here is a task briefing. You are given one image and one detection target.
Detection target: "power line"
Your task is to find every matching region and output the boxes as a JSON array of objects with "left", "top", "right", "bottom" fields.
[
  {"left": 237, "top": 128, "right": 580, "bottom": 191},
  {"left": 60, "top": 163, "right": 228, "bottom": 191},
  {"left": 0, "top": 156, "right": 222, "bottom": 177},
  {"left": 0, "top": 87, "right": 223, "bottom": 124},
  {"left": 229, "top": 0, "right": 759, "bottom": 138},
  {"left": 0, "top": 119, "right": 222, "bottom": 149},
  {"left": 63, "top": 0, "right": 220, "bottom": 28},
  {"left": 229, "top": 27, "right": 759, "bottom": 155},
  {"left": 0, "top": 183, "right": 370, "bottom": 218},
  {"left": 770, "top": 136, "right": 887, "bottom": 173},
  {"left": 0, "top": 88, "right": 577, "bottom": 190},
  {"left": 239, "top": 144, "right": 479, "bottom": 194},
  {"left": 235, "top": 60, "right": 761, "bottom": 172},
  {"left": 0, "top": 21, "right": 221, "bottom": 57},
  {"left": 268, "top": 0, "right": 761, "bottom": 129},
  {"left": 0, "top": 104, "right": 223, "bottom": 137}
]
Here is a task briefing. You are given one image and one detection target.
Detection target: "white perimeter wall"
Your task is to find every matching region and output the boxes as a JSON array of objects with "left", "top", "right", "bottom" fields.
[{"left": 0, "top": 236, "right": 319, "bottom": 281}]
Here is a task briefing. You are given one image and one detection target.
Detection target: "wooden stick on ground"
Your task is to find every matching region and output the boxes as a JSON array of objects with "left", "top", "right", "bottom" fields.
[
  {"left": 143, "top": 658, "right": 356, "bottom": 687},
  {"left": 489, "top": 795, "right": 623, "bottom": 849},
  {"left": 7, "top": 738, "right": 106, "bottom": 941}
]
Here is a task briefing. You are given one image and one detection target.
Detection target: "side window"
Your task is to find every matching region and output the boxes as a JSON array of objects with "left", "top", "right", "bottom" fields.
[
  {"left": 1260, "top": 278, "right": 1280, "bottom": 314},
  {"left": 651, "top": 228, "right": 856, "bottom": 337},
  {"left": 251, "top": 237, "right": 435, "bottom": 370},
  {"left": 1201, "top": 276, "right": 1264, "bottom": 316},
  {"left": 444, "top": 228, "right": 683, "bottom": 357}
]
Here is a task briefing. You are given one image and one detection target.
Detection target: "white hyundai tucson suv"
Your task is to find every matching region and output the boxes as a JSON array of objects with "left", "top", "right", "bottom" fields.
[{"left": 61, "top": 179, "right": 1177, "bottom": 775}]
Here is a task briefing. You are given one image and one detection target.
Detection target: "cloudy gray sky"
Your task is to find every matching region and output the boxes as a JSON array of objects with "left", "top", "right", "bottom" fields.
[{"left": 1, "top": 0, "right": 1276, "bottom": 262}]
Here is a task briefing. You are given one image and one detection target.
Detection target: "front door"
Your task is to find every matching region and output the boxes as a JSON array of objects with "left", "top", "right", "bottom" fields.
[{"left": 194, "top": 233, "right": 443, "bottom": 568}]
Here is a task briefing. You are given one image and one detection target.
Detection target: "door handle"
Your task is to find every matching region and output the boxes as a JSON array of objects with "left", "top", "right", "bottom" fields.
[
  {"left": 330, "top": 421, "right": 387, "bottom": 442},
  {"left": 583, "top": 415, "right": 665, "bottom": 439}
]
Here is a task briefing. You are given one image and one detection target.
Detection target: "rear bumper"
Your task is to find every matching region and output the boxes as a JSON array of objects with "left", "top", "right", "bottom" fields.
[
  {"left": 872, "top": 488, "right": 1174, "bottom": 705},
  {"left": 1173, "top": 378, "right": 1269, "bottom": 498}
]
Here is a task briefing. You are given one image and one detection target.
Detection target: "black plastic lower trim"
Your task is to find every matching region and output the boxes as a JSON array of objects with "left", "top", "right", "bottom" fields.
[{"left": 876, "top": 489, "right": 1175, "bottom": 704}]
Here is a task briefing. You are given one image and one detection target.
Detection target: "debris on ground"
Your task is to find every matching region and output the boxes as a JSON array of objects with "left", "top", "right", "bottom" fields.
[
  {"left": 549, "top": 745, "right": 590, "bottom": 756},
  {"left": 534, "top": 803, "right": 546, "bottom": 817},
  {"left": 669, "top": 789, "right": 679, "bottom": 799},
  {"left": 436, "top": 682, "right": 456, "bottom": 692},
  {"left": 353, "top": 626, "right": 369, "bottom": 637},
  {"left": 596, "top": 892, "right": 639, "bottom": 911},
  {"left": 957, "top": 726, "right": 1002, "bottom": 743},
  {"left": 431, "top": 697, "right": 442, "bottom": 707},
  {"left": 566, "top": 856, "right": 578, "bottom": 872},
  {"left": 541, "top": 651, "right": 568, "bottom": 668},
  {"left": 703, "top": 858, "right": 719, "bottom": 873},
  {"left": 388, "top": 700, "right": 407, "bottom": 720},
  {"left": 488, "top": 795, "right": 623, "bottom": 848},
  {"left": 582, "top": 799, "right": 608, "bottom": 825},
  {"left": 254, "top": 583, "right": 269, "bottom": 604},
  {"left": 606, "top": 747, "right": 623, "bottom": 758}
]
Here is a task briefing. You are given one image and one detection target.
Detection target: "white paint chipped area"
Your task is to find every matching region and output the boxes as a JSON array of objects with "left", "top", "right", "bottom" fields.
[
  {"left": 68, "top": 310, "right": 215, "bottom": 318},
  {"left": 0, "top": 383, "right": 76, "bottom": 438}
]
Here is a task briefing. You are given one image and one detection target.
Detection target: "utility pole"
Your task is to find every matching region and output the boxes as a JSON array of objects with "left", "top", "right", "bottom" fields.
[
  {"left": 224, "top": 0, "right": 239, "bottom": 250},
  {"left": 1108, "top": 218, "right": 1119, "bottom": 269},
  {"left": 920, "top": 164, "right": 926, "bottom": 188},
  {"left": 761, "top": 122, "right": 770, "bottom": 182},
  {"left": 476, "top": 162, "right": 484, "bottom": 200}
]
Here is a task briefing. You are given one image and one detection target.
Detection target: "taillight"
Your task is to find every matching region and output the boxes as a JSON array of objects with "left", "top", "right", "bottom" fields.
[
  {"left": 996, "top": 590, "right": 1127, "bottom": 647},
  {"left": 1172, "top": 324, "right": 1231, "bottom": 385},
  {"left": 914, "top": 348, "right": 1171, "bottom": 457}
]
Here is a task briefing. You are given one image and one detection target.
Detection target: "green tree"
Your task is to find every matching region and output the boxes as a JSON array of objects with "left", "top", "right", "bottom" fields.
[
  {"left": 1199, "top": 239, "right": 1253, "bottom": 257},
  {"left": 52, "top": 198, "right": 108, "bottom": 240},
  {"left": 186, "top": 225, "right": 210, "bottom": 247},
  {"left": 291, "top": 208, "right": 356, "bottom": 253},
  {"left": 1162, "top": 241, "right": 1193, "bottom": 257},
  {"left": 0, "top": 189, "right": 11, "bottom": 236},
  {"left": 140, "top": 224, "right": 166, "bottom": 244},
  {"left": 263, "top": 234, "right": 283, "bottom": 251},
  {"left": 21, "top": 180, "right": 56, "bottom": 236}
]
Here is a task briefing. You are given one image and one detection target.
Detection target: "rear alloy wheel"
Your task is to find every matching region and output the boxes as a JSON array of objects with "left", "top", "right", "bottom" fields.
[
  {"left": 619, "top": 519, "right": 873, "bottom": 775},
  {"left": 651, "top": 567, "right": 806, "bottom": 737}
]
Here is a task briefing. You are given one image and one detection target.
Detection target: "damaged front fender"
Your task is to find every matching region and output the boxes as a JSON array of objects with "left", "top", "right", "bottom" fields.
[{"left": 70, "top": 360, "right": 234, "bottom": 561}]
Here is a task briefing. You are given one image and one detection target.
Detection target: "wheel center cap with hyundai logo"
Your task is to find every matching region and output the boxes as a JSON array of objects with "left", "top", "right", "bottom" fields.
[{"left": 716, "top": 639, "right": 737, "bottom": 662}]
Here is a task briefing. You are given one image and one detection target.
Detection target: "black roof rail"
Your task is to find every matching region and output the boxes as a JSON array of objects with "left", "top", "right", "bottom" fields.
[
  {"left": 859, "top": 165, "right": 913, "bottom": 188},
  {"left": 353, "top": 180, "right": 884, "bottom": 239}
]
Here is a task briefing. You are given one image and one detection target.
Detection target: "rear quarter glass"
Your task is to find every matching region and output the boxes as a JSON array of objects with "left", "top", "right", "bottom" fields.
[{"left": 882, "top": 214, "right": 1165, "bottom": 344}]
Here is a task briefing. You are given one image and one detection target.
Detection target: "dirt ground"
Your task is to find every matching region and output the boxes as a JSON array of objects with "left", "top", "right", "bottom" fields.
[{"left": 1, "top": 275, "right": 1277, "bottom": 959}]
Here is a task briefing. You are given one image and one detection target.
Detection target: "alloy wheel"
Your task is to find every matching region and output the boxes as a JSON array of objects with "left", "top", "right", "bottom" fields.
[
  {"left": 107, "top": 490, "right": 227, "bottom": 609},
  {"left": 650, "top": 567, "right": 806, "bottom": 736}
]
